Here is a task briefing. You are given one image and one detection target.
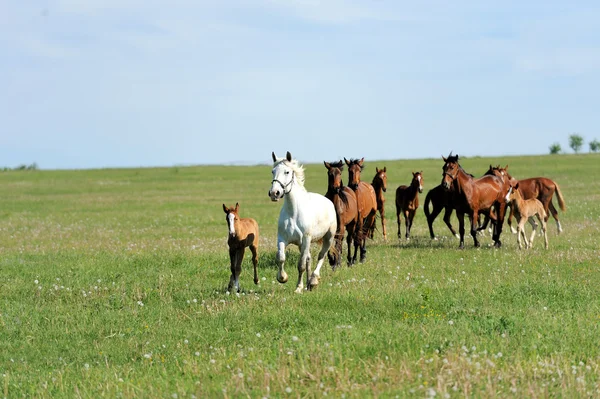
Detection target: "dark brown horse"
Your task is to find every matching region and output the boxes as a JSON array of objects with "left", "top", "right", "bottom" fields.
[
  {"left": 344, "top": 157, "right": 378, "bottom": 262},
  {"left": 486, "top": 165, "right": 566, "bottom": 234},
  {"left": 369, "top": 166, "right": 388, "bottom": 240},
  {"left": 395, "top": 171, "right": 424, "bottom": 240},
  {"left": 423, "top": 183, "right": 459, "bottom": 240},
  {"left": 441, "top": 154, "right": 508, "bottom": 248},
  {"left": 324, "top": 161, "right": 360, "bottom": 268},
  {"left": 222, "top": 203, "right": 259, "bottom": 292}
]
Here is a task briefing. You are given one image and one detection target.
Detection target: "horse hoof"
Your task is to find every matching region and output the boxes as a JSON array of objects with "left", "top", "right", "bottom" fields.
[
  {"left": 294, "top": 287, "right": 304, "bottom": 294},
  {"left": 277, "top": 272, "right": 288, "bottom": 284},
  {"left": 308, "top": 276, "right": 320, "bottom": 289}
]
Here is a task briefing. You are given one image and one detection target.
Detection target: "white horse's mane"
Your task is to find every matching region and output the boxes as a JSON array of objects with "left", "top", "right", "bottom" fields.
[{"left": 273, "top": 157, "right": 305, "bottom": 188}]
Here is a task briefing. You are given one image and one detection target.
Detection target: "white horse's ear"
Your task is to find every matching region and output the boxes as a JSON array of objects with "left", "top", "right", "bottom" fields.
[
  {"left": 286, "top": 151, "right": 292, "bottom": 162},
  {"left": 223, "top": 204, "right": 228, "bottom": 213},
  {"left": 272, "top": 152, "right": 277, "bottom": 162}
]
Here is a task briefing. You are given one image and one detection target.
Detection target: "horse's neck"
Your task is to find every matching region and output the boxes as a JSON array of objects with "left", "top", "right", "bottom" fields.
[
  {"left": 372, "top": 180, "right": 383, "bottom": 197},
  {"left": 283, "top": 184, "right": 308, "bottom": 214},
  {"left": 455, "top": 168, "right": 473, "bottom": 194}
]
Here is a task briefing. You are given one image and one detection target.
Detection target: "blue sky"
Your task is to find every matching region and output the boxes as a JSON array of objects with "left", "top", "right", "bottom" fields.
[{"left": 1, "top": 1, "right": 599, "bottom": 169}]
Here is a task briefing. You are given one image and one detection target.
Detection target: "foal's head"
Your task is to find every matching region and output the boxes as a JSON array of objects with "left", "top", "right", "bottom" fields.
[
  {"left": 412, "top": 171, "right": 424, "bottom": 193},
  {"left": 504, "top": 182, "right": 522, "bottom": 204},
  {"left": 441, "top": 153, "right": 460, "bottom": 190},
  {"left": 344, "top": 157, "right": 365, "bottom": 190},
  {"left": 373, "top": 167, "right": 387, "bottom": 192},
  {"left": 223, "top": 203, "right": 240, "bottom": 237},
  {"left": 324, "top": 161, "right": 345, "bottom": 193}
]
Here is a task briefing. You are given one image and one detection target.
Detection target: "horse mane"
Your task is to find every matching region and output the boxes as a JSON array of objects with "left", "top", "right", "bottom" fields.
[{"left": 273, "top": 157, "right": 305, "bottom": 187}]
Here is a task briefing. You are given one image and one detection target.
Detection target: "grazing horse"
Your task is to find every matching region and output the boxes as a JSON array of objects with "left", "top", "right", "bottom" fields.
[
  {"left": 369, "top": 166, "right": 388, "bottom": 240},
  {"left": 441, "top": 153, "right": 507, "bottom": 248},
  {"left": 269, "top": 151, "right": 337, "bottom": 293},
  {"left": 222, "top": 203, "right": 259, "bottom": 293},
  {"left": 395, "top": 171, "right": 424, "bottom": 240},
  {"left": 344, "top": 158, "right": 377, "bottom": 262},
  {"left": 324, "top": 161, "right": 359, "bottom": 268},
  {"left": 486, "top": 165, "right": 566, "bottom": 234},
  {"left": 505, "top": 182, "right": 549, "bottom": 249}
]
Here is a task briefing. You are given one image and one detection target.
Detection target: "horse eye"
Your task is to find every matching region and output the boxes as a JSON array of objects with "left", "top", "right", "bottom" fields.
[{"left": 285, "top": 171, "right": 290, "bottom": 175}]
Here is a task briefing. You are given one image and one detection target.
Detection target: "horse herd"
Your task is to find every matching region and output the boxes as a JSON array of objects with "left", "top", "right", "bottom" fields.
[{"left": 223, "top": 151, "right": 566, "bottom": 293}]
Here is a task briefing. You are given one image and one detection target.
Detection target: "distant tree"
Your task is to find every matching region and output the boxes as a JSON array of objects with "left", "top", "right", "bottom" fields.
[
  {"left": 590, "top": 139, "right": 600, "bottom": 153},
  {"left": 569, "top": 134, "right": 584, "bottom": 153},
  {"left": 549, "top": 143, "right": 562, "bottom": 154}
]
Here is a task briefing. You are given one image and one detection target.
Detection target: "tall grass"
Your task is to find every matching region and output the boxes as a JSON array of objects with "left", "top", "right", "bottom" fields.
[{"left": 1, "top": 154, "right": 599, "bottom": 398}]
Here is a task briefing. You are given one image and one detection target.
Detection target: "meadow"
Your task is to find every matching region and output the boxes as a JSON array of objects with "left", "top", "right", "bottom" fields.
[{"left": 1, "top": 153, "right": 599, "bottom": 398}]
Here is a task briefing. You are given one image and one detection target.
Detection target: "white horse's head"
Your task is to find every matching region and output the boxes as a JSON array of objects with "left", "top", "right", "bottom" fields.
[{"left": 269, "top": 151, "right": 304, "bottom": 201}]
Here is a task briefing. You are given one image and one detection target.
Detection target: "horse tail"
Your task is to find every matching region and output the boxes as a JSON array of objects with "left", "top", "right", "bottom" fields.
[
  {"left": 554, "top": 182, "right": 566, "bottom": 211},
  {"left": 423, "top": 190, "right": 432, "bottom": 218}
]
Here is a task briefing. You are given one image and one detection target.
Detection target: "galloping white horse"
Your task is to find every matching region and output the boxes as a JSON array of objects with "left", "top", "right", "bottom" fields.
[{"left": 268, "top": 151, "right": 337, "bottom": 293}]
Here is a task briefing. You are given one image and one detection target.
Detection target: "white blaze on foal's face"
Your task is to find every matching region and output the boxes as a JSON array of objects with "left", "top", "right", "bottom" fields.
[
  {"left": 505, "top": 186, "right": 513, "bottom": 203},
  {"left": 227, "top": 213, "right": 236, "bottom": 236},
  {"left": 417, "top": 174, "right": 423, "bottom": 192}
]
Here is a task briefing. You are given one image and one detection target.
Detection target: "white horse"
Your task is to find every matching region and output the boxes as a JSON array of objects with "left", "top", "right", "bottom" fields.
[{"left": 268, "top": 151, "right": 337, "bottom": 293}]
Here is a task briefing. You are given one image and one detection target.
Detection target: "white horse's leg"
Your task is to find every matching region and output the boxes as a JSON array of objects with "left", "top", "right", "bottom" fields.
[
  {"left": 276, "top": 239, "right": 288, "bottom": 284},
  {"left": 310, "top": 229, "right": 334, "bottom": 290},
  {"left": 295, "top": 238, "right": 311, "bottom": 293}
]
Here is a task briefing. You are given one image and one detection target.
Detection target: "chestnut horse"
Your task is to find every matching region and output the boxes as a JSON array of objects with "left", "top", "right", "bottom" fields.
[
  {"left": 505, "top": 182, "right": 549, "bottom": 249},
  {"left": 486, "top": 165, "right": 565, "bottom": 234},
  {"left": 344, "top": 158, "right": 377, "bottom": 262},
  {"left": 441, "top": 154, "right": 508, "bottom": 248},
  {"left": 222, "top": 203, "right": 259, "bottom": 292},
  {"left": 324, "top": 161, "right": 360, "bottom": 268},
  {"left": 369, "top": 166, "right": 388, "bottom": 240},
  {"left": 395, "top": 171, "right": 424, "bottom": 240}
]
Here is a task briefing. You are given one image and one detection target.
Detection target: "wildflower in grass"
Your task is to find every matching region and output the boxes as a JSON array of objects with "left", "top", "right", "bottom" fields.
[
  {"left": 256, "top": 333, "right": 261, "bottom": 338},
  {"left": 137, "top": 301, "right": 144, "bottom": 307},
  {"left": 184, "top": 339, "right": 189, "bottom": 345},
  {"left": 448, "top": 320, "right": 454, "bottom": 325},
  {"left": 285, "top": 387, "right": 292, "bottom": 393},
  {"left": 34, "top": 280, "right": 39, "bottom": 285},
  {"left": 195, "top": 352, "right": 200, "bottom": 356},
  {"left": 292, "top": 336, "right": 299, "bottom": 342}
]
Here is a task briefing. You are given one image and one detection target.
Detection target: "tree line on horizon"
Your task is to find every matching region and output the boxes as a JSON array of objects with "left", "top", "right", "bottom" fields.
[{"left": 549, "top": 133, "right": 599, "bottom": 154}]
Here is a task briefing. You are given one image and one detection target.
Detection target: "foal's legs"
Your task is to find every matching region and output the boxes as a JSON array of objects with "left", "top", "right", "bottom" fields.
[
  {"left": 396, "top": 205, "right": 403, "bottom": 239},
  {"left": 228, "top": 247, "right": 243, "bottom": 292},
  {"left": 403, "top": 209, "right": 410, "bottom": 240},
  {"left": 276, "top": 238, "right": 288, "bottom": 284},
  {"left": 527, "top": 216, "right": 539, "bottom": 248}
]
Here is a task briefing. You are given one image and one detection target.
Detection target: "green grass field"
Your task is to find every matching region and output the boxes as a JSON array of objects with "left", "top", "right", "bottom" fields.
[{"left": 1, "top": 154, "right": 599, "bottom": 398}]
